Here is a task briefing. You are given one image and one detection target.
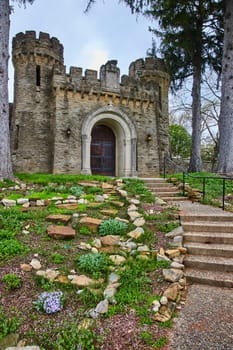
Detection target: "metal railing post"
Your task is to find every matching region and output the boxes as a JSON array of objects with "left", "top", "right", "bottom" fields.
[
  {"left": 163, "top": 156, "right": 166, "bottom": 179},
  {"left": 202, "top": 177, "right": 206, "bottom": 201},
  {"left": 222, "top": 178, "right": 226, "bottom": 210},
  {"left": 182, "top": 172, "right": 185, "bottom": 196}
]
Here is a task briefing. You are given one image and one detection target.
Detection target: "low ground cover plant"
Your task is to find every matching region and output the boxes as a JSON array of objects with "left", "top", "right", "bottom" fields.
[
  {"left": 99, "top": 218, "right": 128, "bottom": 236},
  {"left": 0, "top": 174, "right": 174, "bottom": 349}
]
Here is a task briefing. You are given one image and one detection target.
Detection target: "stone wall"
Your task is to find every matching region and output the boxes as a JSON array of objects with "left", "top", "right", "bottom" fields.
[{"left": 11, "top": 31, "right": 170, "bottom": 177}]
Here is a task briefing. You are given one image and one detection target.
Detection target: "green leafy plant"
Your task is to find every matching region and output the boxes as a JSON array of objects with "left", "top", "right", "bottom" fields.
[
  {"left": 77, "top": 252, "right": 110, "bottom": 276},
  {"left": 99, "top": 219, "right": 127, "bottom": 236},
  {"left": 56, "top": 322, "right": 102, "bottom": 350},
  {"left": 79, "top": 226, "right": 92, "bottom": 235},
  {"left": 154, "top": 336, "right": 168, "bottom": 348},
  {"left": 0, "top": 239, "right": 27, "bottom": 260},
  {"left": 2, "top": 273, "right": 21, "bottom": 290},
  {"left": 0, "top": 307, "right": 21, "bottom": 340},
  {"left": 156, "top": 221, "right": 180, "bottom": 233},
  {"left": 51, "top": 253, "right": 65, "bottom": 264}
]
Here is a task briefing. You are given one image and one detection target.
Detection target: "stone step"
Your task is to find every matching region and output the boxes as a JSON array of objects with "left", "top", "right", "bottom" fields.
[
  {"left": 185, "top": 267, "right": 233, "bottom": 288},
  {"left": 161, "top": 196, "right": 187, "bottom": 201},
  {"left": 152, "top": 191, "right": 181, "bottom": 197},
  {"left": 180, "top": 214, "right": 233, "bottom": 222},
  {"left": 184, "top": 254, "right": 233, "bottom": 272},
  {"left": 182, "top": 221, "right": 233, "bottom": 233},
  {"left": 184, "top": 242, "right": 233, "bottom": 258},
  {"left": 183, "top": 231, "right": 233, "bottom": 244},
  {"left": 150, "top": 187, "right": 180, "bottom": 192},
  {"left": 146, "top": 183, "right": 175, "bottom": 188}
]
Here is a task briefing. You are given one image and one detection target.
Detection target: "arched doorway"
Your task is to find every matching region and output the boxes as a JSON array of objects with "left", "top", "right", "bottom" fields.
[
  {"left": 81, "top": 106, "right": 137, "bottom": 177},
  {"left": 91, "top": 124, "right": 116, "bottom": 176}
]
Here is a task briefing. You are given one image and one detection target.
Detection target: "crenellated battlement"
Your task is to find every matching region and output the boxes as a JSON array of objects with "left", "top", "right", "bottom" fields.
[
  {"left": 13, "top": 31, "right": 64, "bottom": 64},
  {"left": 53, "top": 57, "right": 169, "bottom": 99}
]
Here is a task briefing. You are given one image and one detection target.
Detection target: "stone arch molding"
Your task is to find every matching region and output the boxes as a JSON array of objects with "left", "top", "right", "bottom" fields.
[{"left": 81, "top": 106, "right": 137, "bottom": 177}]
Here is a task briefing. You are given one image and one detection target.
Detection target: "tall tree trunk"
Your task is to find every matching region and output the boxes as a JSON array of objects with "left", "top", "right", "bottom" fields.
[
  {"left": 188, "top": 59, "right": 202, "bottom": 172},
  {"left": 0, "top": 0, "right": 13, "bottom": 180},
  {"left": 217, "top": 0, "right": 233, "bottom": 174}
]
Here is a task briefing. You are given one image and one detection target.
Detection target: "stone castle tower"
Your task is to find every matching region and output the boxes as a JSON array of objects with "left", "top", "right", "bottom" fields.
[{"left": 11, "top": 31, "right": 170, "bottom": 177}]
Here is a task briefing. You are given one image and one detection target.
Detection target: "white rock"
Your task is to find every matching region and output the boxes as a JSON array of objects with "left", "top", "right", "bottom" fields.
[
  {"left": 30, "top": 258, "right": 41, "bottom": 270},
  {"left": 92, "top": 238, "right": 102, "bottom": 249},
  {"left": 130, "top": 198, "right": 140, "bottom": 205},
  {"left": 127, "top": 204, "right": 138, "bottom": 212},
  {"left": 17, "top": 198, "right": 29, "bottom": 205},
  {"left": 160, "top": 296, "right": 168, "bottom": 305},
  {"left": 171, "top": 261, "right": 184, "bottom": 270},
  {"left": 91, "top": 247, "right": 99, "bottom": 254},
  {"left": 36, "top": 199, "right": 45, "bottom": 206},
  {"left": 133, "top": 217, "right": 145, "bottom": 227},
  {"left": 2, "top": 199, "right": 16, "bottom": 207}
]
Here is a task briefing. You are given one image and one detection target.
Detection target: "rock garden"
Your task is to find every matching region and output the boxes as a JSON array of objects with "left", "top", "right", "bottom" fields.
[{"left": 0, "top": 174, "right": 186, "bottom": 350}]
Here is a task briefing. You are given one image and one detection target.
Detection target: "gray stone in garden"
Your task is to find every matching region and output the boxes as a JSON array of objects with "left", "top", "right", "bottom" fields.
[
  {"left": 166, "top": 226, "right": 183, "bottom": 238},
  {"left": 157, "top": 254, "right": 171, "bottom": 263},
  {"left": 108, "top": 272, "right": 120, "bottom": 284},
  {"left": 154, "top": 197, "right": 167, "bottom": 205},
  {"left": 173, "top": 235, "right": 183, "bottom": 246},
  {"left": 95, "top": 299, "right": 109, "bottom": 314},
  {"left": 163, "top": 268, "right": 184, "bottom": 282}
]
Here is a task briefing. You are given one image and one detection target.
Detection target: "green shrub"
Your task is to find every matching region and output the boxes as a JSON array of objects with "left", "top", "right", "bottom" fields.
[
  {"left": 77, "top": 253, "right": 110, "bottom": 276},
  {"left": 69, "top": 186, "right": 84, "bottom": 197},
  {"left": 2, "top": 273, "right": 21, "bottom": 290},
  {"left": 99, "top": 219, "right": 127, "bottom": 236}
]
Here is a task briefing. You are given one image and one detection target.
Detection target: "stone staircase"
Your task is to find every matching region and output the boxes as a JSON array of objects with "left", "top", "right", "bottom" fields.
[
  {"left": 143, "top": 178, "right": 187, "bottom": 201},
  {"left": 181, "top": 214, "right": 233, "bottom": 288}
]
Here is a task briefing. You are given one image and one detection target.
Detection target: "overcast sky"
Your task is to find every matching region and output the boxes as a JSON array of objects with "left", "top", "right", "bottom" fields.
[{"left": 9, "top": 0, "right": 155, "bottom": 101}]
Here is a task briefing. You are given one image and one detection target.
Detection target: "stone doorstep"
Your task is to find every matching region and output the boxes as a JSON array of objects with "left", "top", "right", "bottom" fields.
[
  {"left": 183, "top": 231, "right": 233, "bottom": 244},
  {"left": 182, "top": 221, "right": 233, "bottom": 233},
  {"left": 180, "top": 214, "right": 233, "bottom": 222},
  {"left": 47, "top": 225, "right": 76, "bottom": 239},
  {"left": 184, "top": 242, "right": 233, "bottom": 258},
  {"left": 184, "top": 254, "right": 233, "bottom": 272},
  {"left": 185, "top": 268, "right": 233, "bottom": 288}
]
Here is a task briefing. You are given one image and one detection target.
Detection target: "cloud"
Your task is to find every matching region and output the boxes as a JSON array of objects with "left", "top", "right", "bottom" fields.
[{"left": 79, "top": 43, "right": 109, "bottom": 71}]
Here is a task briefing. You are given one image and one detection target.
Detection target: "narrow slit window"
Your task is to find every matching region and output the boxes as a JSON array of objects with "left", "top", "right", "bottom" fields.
[{"left": 36, "top": 65, "right": 41, "bottom": 87}]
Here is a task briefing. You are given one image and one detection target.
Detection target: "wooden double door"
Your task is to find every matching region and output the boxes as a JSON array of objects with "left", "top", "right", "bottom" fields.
[{"left": 91, "top": 125, "right": 116, "bottom": 176}]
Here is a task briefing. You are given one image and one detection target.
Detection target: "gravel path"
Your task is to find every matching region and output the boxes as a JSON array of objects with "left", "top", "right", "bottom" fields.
[
  {"left": 170, "top": 284, "right": 233, "bottom": 350},
  {"left": 168, "top": 200, "right": 233, "bottom": 350}
]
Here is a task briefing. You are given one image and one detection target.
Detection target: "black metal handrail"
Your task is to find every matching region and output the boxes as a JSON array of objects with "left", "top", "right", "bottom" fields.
[{"left": 182, "top": 172, "right": 233, "bottom": 210}]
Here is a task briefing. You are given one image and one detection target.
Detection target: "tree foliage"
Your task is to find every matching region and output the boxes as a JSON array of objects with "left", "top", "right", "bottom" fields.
[{"left": 169, "top": 124, "right": 191, "bottom": 158}]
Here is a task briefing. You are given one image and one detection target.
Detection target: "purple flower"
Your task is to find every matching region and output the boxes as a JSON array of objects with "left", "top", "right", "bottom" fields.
[{"left": 35, "top": 291, "right": 64, "bottom": 314}]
